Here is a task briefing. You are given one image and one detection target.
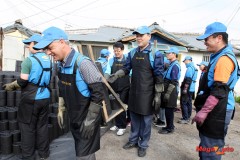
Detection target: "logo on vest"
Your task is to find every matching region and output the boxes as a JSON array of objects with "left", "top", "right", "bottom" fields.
[
  {"left": 136, "top": 57, "right": 144, "bottom": 60},
  {"left": 61, "top": 80, "right": 71, "bottom": 86}
]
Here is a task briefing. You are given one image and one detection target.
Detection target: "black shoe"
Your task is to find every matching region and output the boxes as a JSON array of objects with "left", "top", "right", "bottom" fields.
[
  {"left": 162, "top": 127, "right": 168, "bottom": 130},
  {"left": 138, "top": 147, "right": 146, "bottom": 157},
  {"left": 123, "top": 142, "right": 137, "bottom": 150},
  {"left": 158, "top": 128, "right": 174, "bottom": 134}
]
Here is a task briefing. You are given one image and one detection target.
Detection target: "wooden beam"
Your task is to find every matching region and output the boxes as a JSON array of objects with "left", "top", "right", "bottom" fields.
[
  {"left": 87, "top": 44, "right": 128, "bottom": 122},
  {"left": 77, "top": 44, "right": 83, "bottom": 53}
]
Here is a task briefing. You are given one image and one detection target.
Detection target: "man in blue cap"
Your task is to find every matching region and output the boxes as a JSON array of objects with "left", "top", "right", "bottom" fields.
[
  {"left": 96, "top": 49, "right": 111, "bottom": 74},
  {"left": 179, "top": 55, "right": 198, "bottom": 124},
  {"left": 3, "top": 34, "right": 52, "bottom": 160},
  {"left": 158, "top": 47, "right": 181, "bottom": 134},
  {"left": 34, "top": 27, "right": 104, "bottom": 160},
  {"left": 107, "top": 26, "right": 165, "bottom": 157},
  {"left": 192, "top": 22, "right": 239, "bottom": 160}
]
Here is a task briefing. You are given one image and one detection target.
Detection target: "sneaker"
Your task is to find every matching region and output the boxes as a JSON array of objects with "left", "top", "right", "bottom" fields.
[
  {"left": 177, "top": 119, "right": 189, "bottom": 124},
  {"left": 117, "top": 129, "right": 126, "bottom": 136},
  {"left": 138, "top": 147, "right": 146, "bottom": 157},
  {"left": 127, "top": 122, "right": 131, "bottom": 127},
  {"left": 110, "top": 126, "right": 118, "bottom": 131},
  {"left": 123, "top": 142, "right": 138, "bottom": 150},
  {"left": 154, "top": 119, "right": 166, "bottom": 127}
]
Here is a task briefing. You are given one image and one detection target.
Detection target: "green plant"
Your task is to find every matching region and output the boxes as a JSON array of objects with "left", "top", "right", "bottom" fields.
[{"left": 235, "top": 96, "right": 240, "bottom": 103}]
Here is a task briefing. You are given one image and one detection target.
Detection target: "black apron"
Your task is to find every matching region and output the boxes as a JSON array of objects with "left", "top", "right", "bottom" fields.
[
  {"left": 162, "top": 79, "right": 178, "bottom": 108},
  {"left": 17, "top": 56, "right": 50, "bottom": 124},
  {"left": 111, "top": 57, "right": 130, "bottom": 93},
  {"left": 128, "top": 51, "right": 154, "bottom": 115},
  {"left": 58, "top": 70, "right": 101, "bottom": 156},
  {"left": 17, "top": 83, "right": 39, "bottom": 123},
  {"left": 194, "top": 64, "right": 228, "bottom": 139}
]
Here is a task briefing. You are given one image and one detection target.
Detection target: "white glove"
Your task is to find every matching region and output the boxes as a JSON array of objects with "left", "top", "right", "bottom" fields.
[{"left": 58, "top": 97, "right": 66, "bottom": 129}]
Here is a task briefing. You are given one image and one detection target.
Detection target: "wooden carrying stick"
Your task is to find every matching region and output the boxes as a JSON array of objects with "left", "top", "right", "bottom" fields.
[{"left": 84, "top": 45, "right": 128, "bottom": 122}]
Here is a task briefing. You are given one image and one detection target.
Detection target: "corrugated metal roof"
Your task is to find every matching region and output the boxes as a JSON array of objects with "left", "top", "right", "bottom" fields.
[
  {"left": 173, "top": 33, "right": 206, "bottom": 51},
  {"left": 3, "top": 20, "right": 36, "bottom": 37},
  {"left": 174, "top": 32, "right": 240, "bottom": 55},
  {"left": 68, "top": 25, "right": 134, "bottom": 43},
  {"left": 67, "top": 23, "right": 189, "bottom": 47}
]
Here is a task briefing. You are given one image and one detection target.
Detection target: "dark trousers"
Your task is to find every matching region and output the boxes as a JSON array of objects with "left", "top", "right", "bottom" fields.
[
  {"left": 180, "top": 92, "right": 193, "bottom": 120},
  {"left": 165, "top": 108, "right": 174, "bottom": 130},
  {"left": 115, "top": 89, "right": 129, "bottom": 129},
  {"left": 198, "top": 109, "right": 233, "bottom": 160},
  {"left": 129, "top": 111, "right": 152, "bottom": 149},
  {"left": 19, "top": 99, "right": 50, "bottom": 160}
]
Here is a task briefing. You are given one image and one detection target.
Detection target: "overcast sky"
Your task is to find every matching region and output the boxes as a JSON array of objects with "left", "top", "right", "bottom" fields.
[{"left": 1, "top": 0, "right": 240, "bottom": 40}]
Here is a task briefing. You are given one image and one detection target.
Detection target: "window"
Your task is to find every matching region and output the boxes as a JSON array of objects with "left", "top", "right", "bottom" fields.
[
  {"left": 81, "top": 45, "right": 108, "bottom": 60},
  {"left": 202, "top": 53, "right": 210, "bottom": 62}
]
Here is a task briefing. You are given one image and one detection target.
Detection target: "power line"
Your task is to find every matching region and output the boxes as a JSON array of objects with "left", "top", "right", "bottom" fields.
[
  {"left": 0, "top": 0, "right": 25, "bottom": 13},
  {"left": 30, "top": 0, "right": 99, "bottom": 28},
  {"left": 69, "top": 0, "right": 217, "bottom": 21},
  {"left": 0, "top": 0, "right": 74, "bottom": 26},
  {"left": 227, "top": 1, "right": 240, "bottom": 26}
]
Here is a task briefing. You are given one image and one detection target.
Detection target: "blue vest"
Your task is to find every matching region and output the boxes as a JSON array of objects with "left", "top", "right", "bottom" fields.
[
  {"left": 96, "top": 57, "right": 108, "bottom": 73},
  {"left": 164, "top": 60, "right": 181, "bottom": 80},
  {"left": 184, "top": 62, "right": 198, "bottom": 92},
  {"left": 58, "top": 51, "right": 90, "bottom": 97},
  {"left": 208, "top": 45, "right": 239, "bottom": 110},
  {"left": 28, "top": 52, "right": 51, "bottom": 100}
]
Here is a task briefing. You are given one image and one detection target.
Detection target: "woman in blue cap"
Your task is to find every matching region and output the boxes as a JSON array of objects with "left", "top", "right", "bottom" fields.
[{"left": 3, "top": 34, "right": 52, "bottom": 160}]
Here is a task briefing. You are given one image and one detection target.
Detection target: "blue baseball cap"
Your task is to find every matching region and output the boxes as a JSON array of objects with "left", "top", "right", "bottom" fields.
[
  {"left": 197, "top": 61, "right": 209, "bottom": 67},
  {"left": 132, "top": 26, "right": 151, "bottom": 35},
  {"left": 22, "top": 34, "right": 42, "bottom": 44},
  {"left": 100, "top": 49, "right": 110, "bottom": 56},
  {"left": 164, "top": 47, "right": 179, "bottom": 54},
  {"left": 33, "top": 26, "right": 68, "bottom": 49},
  {"left": 183, "top": 56, "right": 192, "bottom": 62},
  {"left": 196, "top": 22, "right": 227, "bottom": 40}
]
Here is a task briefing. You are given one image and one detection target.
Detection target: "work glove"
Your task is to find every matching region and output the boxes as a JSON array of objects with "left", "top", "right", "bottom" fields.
[
  {"left": 155, "top": 83, "right": 164, "bottom": 93},
  {"left": 2, "top": 80, "right": 20, "bottom": 91},
  {"left": 163, "top": 84, "right": 175, "bottom": 102},
  {"left": 107, "top": 69, "right": 125, "bottom": 83},
  {"left": 153, "top": 93, "right": 161, "bottom": 113},
  {"left": 153, "top": 83, "right": 164, "bottom": 112},
  {"left": 191, "top": 95, "right": 219, "bottom": 126},
  {"left": 80, "top": 102, "right": 101, "bottom": 139},
  {"left": 57, "top": 97, "right": 66, "bottom": 129}
]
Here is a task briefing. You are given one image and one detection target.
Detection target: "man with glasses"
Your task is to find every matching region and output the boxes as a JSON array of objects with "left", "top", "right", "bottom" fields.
[
  {"left": 107, "top": 26, "right": 165, "bottom": 157},
  {"left": 105, "top": 42, "right": 130, "bottom": 136},
  {"left": 34, "top": 27, "right": 104, "bottom": 160},
  {"left": 192, "top": 22, "right": 239, "bottom": 160},
  {"left": 3, "top": 34, "right": 51, "bottom": 160}
]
